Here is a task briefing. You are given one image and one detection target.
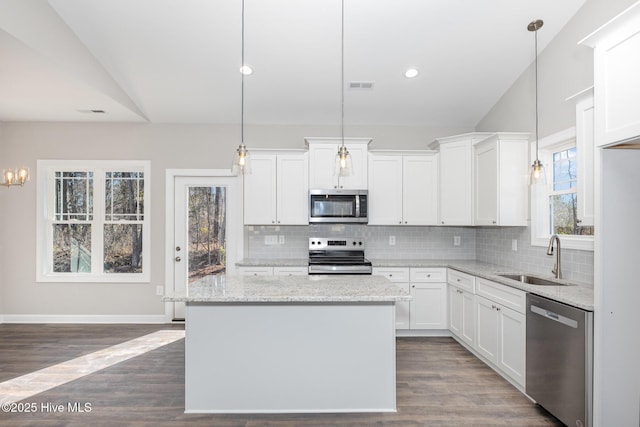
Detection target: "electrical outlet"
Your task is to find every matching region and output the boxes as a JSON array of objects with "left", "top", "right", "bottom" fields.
[
  {"left": 512, "top": 239, "right": 518, "bottom": 251},
  {"left": 389, "top": 236, "right": 396, "bottom": 246},
  {"left": 453, "top": 236, "right": 461, "bottom": 246},
  {"left": 156, "top": 285, "right": 164, "bottom": 296},
  {"left": 264, "top": 235, "right": 278, "bottom": 245},
  {"left": 279, "top": 235, "right": 285, "bottom": 244}
]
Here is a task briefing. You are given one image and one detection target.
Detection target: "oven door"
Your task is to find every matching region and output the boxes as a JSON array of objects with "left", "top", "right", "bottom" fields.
[{"left": 309, "top": 190, "right": 367, "bottom": 223}]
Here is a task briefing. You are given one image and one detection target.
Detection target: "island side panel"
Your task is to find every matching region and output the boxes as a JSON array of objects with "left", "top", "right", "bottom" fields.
[{"left": 184, "top": 302, "right": 397, "bottom": 413}]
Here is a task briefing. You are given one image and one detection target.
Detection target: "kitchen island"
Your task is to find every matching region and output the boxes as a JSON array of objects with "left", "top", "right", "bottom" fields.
[{"left": 164, "top": 274, "right": 411, "bottom": 414}]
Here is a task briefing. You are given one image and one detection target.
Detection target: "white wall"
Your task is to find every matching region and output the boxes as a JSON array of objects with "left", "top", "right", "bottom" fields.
[{"left": 0, "top": 122, "right": 470, "bottom": 320}]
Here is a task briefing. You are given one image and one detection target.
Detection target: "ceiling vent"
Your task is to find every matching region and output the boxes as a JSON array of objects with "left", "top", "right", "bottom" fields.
[{"left": 349, "top": 81, "right": 375, "bottom": 90}]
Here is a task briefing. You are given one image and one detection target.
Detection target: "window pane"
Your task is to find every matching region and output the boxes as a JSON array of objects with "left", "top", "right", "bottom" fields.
[
  {"left": 549, "top": 194, "right": 595, "bottom": 236},
  {"left": 552, "top": 147, "right": 577, "bottom": 191},
  {"left": 55, "top": 172, "right": 93, "bottom": 221},
  {"left": 53, "top": 224, "right": 92, "bottom": 272},
  {"left": 104, "top": 224, "right": 143, "bottom": 273},
  {"left": 188, "top": 186, "right": 226, "bottom": 283},
  {"left": 105, "top": 172, "right": 144, "bottom": 221}
]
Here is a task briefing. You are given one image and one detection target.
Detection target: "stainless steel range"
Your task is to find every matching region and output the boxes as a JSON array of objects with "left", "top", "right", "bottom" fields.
[{"left": 308, "top": 238, "right": 372, "bottom": 275}]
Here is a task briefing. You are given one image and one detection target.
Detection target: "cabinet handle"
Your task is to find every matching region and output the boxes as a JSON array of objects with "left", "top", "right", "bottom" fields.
[
  {"left": 427, "top": 274, "right": 431, "bottom": 277},
  {"left": 412, "top": 285, "right": 415, "bottom": 288},
  {"left": 389, "top": 274, "right": 393, "bottom": 277},
  {"left": 577, "top": 219, "right": 582, "bottom": 224},
  {"left": 456, "top": 278, "right": 461, "bottom": 282},
  {"left": 404, "top": 221, "right": 408, "bottom": 224},
  {"left": 441, "top": 221, "right": 445, "bottom": 225},
  {"left": 492, "top": 220, "right": 497, "bottom": 225},
  {"left": 399, "top": 221, "right": 402, "bottom": 224},
  {"left": 457, "top": 289, "right": 463, "bottom": 294}
]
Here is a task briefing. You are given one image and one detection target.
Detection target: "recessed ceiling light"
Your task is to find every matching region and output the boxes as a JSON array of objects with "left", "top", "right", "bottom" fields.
[
  {"left": 239, "top": 64, "right": 253, "bottom": 75},
  {"left": 404, "top": 68, "right": 419, "bottom": 79}
]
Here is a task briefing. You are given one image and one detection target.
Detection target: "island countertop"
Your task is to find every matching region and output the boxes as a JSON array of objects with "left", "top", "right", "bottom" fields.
[{"left": 163, "top": 274, "right": 412, "bottom": 303}]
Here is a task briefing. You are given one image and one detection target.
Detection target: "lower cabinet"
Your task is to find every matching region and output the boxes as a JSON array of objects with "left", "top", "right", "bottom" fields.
[
  {"left": 447, "top": 270, "right": 476, "bottom": 348},
  {"left": 373, "top": 267, "right": 447, "bottom": 331},
  {"left": 474, "top": 278, "right": 526, "bottom": 388}
]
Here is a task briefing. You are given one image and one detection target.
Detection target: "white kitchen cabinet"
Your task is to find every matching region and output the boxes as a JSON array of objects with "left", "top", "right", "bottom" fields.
[
  {"left": 409, "top": 268, "right": 447, "bottom": 330},
  {"left": 447, "top": 269, "right": 476, "bottom": 348},
  {"left": 243, "top": 151, "right": 308, "bottom": 225},
  {"left": 373, "top": 267, "right": 410, "bottom": 329},
  {"left": 273, "top": 266, "right": 308, "bottom": 276},
  {"left": 368, "top": 151, "right": 438, "bottom": 225},
  {"left": 305, "top": 137, "right": 371, "bottom": 189},
  {"left": 430, "top": 133, "right": 491, "bottom": 226},
  {"left": 473, "top": 133, "right": 529, "bottom": 226},
  {"left": 580, "top": 4, "right": 640, "bottom": 147},
  {"left": 238, "top": 266, "right": 274, "bottom": 276},
  {"left": 474, "top": 278, "right": 526, "bottom": 387},
  {"left": 568, "top": 87, "right": 595, "bottom": 227}
]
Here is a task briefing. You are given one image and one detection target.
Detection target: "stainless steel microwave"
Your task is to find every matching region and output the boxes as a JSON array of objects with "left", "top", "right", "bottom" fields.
[{"left": 309, "top": 189, "right": 368, "bottom": 223}]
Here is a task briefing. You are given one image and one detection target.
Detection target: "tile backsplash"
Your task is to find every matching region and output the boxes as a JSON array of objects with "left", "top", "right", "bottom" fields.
[{"left": 244, "top": 224, "right": 594, "bottom": 286}]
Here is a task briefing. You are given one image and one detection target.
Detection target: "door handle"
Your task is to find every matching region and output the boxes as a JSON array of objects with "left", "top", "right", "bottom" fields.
[{"left": 175, "top": 256, "right": 181, "bottom": 262}]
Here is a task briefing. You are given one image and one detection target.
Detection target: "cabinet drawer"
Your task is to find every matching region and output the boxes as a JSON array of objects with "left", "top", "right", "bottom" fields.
[
  {"left": 476, "top": 278, "right": 526, "bottom": 314},
  {"left": 238, "top": 266, "right": 273, "bottom": 276},
  {"left": 372, "top": 267, "right": 410, "bottom": 283},
  {"left": 410, "top": 267, "right": 446, "bottom": 283},
  {"left": 447, "top": 269, "right": 476, "bottom": 293},
  {"left": 273, "top": 266, "right": 308, "bottom": 276}
]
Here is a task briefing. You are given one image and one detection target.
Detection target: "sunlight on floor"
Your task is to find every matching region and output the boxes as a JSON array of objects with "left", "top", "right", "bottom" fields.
[{"left": 0, "top": 330, "right": 185, "bottom": 404}]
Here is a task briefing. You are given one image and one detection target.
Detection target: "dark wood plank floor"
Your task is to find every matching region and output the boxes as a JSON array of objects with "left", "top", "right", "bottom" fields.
[{"left": 0, "top": 324, "right": 562, "bottom": 426}]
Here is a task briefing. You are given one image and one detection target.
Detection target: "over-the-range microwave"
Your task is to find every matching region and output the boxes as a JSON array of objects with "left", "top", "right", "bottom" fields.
[{"left": 308, "top": 189, "right": 368, "bottom": 224}]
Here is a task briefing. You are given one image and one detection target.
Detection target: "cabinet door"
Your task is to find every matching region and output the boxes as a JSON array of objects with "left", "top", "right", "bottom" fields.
[
  {"left": 273, "top": 266, "right": 308, "bottom": 276},
  {"left": 439, "top": 140, "right": 473, "bottom": 225},
  {"left": 474, "top": 140, "right": 498, "bottom": 225},
  {"left": 276, "top": 153, "right": 309, "bottom": 225},
  {"left": 448, "top": 285, "right": 464, "bottom": 337},
  {"left": 475, "top": 295, "right": 499, "bottom": 364},
  {"left": 403, "top": 155, "right": 438, "bottom": 225},
  {"left": 576, "top": 94, "right": 595, "bottom": 226},
  {"left": 308, "top": 144, "right": 338, "bottom": 189},
  {"left": 395, "top": 282, "right": 411, "bottom": 329},
  {"left": 340, "top": 143, "right": 368, "bottom": 189},
  {"left": 238, "top": 266, "right": 273, "bottom": 276},
  {"left": 243, "top": 155, "right": 277, "bottom": 225},
  {"left": 498, "top": 306, "right": 526, "bottom": 387},
  {"left": 368, "top": 155, "right": 403, "bottom": 225},
  {"left": 460, "top": 289, "right": 476, "bottom": 347},
  {"left": 410, "top": 282, "right": 447, "bottom": 329}
]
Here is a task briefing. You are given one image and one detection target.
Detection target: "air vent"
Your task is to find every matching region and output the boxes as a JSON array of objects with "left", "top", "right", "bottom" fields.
[{"left": 349, "top": 81, "right": 375, "bottom": 90}]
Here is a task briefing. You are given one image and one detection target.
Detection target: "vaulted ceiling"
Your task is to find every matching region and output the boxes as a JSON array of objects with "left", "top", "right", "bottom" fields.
[{"left": 0, "top": 0, "right": 585, "bottom": 126}]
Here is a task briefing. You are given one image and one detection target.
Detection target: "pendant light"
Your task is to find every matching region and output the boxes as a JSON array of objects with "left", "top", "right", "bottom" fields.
[
  {"left": 528, "top": 19, "right": 546, "bottom": 185},
  {"left": 232, "top": 0, "right": 251, "bottom": 175},
  {"left": 334, "top": 0, "right": 353, "bottom": 177}
]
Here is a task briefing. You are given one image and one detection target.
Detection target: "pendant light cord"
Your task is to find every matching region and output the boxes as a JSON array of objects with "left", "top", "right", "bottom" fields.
[
  {"left": 534, "top": 26, "right": 539, "bottom": 162},
  {"left": 340, "top": 0, "right": 345, "bottom": 147},
  {"left": 241, "top": 0, "right": 245, "bottom": 145}
]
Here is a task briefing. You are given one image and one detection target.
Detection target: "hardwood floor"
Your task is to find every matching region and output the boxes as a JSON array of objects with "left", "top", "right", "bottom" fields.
[{"left": 0, "top": 324, "right": 562, "bottom": 426}]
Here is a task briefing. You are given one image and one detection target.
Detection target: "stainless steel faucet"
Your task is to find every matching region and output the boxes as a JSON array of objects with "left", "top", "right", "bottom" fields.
[{"left": 546, "top": 234, "right": 562, "bottom": 279}]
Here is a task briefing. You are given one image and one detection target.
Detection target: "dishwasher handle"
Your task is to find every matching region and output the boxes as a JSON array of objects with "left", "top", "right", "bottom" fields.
[{"left": 530, "top": 304, "right": 578, "bottom": 329}]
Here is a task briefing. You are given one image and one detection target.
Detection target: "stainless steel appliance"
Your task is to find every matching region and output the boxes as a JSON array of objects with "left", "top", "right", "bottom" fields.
[
  {"left": 526, "top": 294, "right": 593, "bottom": 427},
  {"left": 308, "top": 237, "right": 372, "bottom": 274},
  {"left": 308, "top": 189, "right": 368, "bottom": 223}
]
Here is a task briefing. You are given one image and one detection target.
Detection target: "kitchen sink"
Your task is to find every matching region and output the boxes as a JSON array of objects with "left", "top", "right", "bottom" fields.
[{"left": 497, "top": 274, "right": 571, "bottom": 286}]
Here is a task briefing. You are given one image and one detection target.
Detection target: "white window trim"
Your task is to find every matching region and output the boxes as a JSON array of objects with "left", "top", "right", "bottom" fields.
[
  {"left": 36, "top": 160, "right": 151, "bottom": 282},
  {"left": 530, "top": 128, "right": 594, "bottom": 251}
]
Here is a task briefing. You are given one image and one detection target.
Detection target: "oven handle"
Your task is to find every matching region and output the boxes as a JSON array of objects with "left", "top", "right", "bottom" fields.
[{"left": 355, "top": 195, "right": 360, "bottom": 218}]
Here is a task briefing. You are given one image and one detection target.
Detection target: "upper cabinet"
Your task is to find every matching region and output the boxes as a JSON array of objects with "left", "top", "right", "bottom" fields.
[
  {"left": 568, "top": 87, "right": 595, "bottom": 227},
  {"left": 430, "top": 133, "right": 492, "bottom": 225},
  {"left": 368, "top": 151, "right": 439, "bottom": 225},
  {"left": 473, "top": 133, "right": 529, "bottom": 226},
  {"left": 243, "top": 150, "right": 309, "bottom": 225},
  {"left": 580, "top": 3, "right": 640, "bottom": 147},
  {"left": 305, "top": 137, "right": 371, "bottom": 189}
]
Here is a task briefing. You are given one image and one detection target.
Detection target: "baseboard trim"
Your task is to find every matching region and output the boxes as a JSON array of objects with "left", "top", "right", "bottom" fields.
[{"left": 0, "top": 314, "right": 171, "bottom": 324}]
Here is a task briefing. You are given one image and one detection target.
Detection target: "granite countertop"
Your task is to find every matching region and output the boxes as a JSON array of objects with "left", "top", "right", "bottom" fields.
[
  {"left": 235, "top": 258, "right": 594, "bottom": 311},
  {"left": 370, "top": 259, "right": 594, "bottom": 311},
  {"left": 163, "top": 274, "right": 412, "bottom": 303}
]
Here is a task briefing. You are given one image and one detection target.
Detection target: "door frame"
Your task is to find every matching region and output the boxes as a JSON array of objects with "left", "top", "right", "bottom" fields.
[{"left": 164, "top": 169, "right": 243, "bottom": 321}]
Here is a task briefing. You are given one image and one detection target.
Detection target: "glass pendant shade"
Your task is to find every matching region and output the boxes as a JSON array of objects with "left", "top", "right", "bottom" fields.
[
  {"left": 530, "top": 159, "right": 546, "bottom": 185},
  {"left": 335, "top": 145, "right": 353, "bottom": 177},
  {"left": 232, "top": 143, "right": 251, "bottom": 175}
]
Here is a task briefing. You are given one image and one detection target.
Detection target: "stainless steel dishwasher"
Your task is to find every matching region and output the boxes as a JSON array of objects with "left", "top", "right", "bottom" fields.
[{"left": 526, "top": 294, "right": 593, "bottom": 427}]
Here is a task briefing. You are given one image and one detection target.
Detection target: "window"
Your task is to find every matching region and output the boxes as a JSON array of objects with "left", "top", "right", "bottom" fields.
[
  {"left": 530, "top": 129, "right": 594, "bottom": 251},
  {"left": 37, "top": 161, "right": 150, "bottom": 282}
]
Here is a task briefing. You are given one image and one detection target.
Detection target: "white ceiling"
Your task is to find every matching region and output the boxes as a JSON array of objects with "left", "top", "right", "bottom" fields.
[{"left": 0, "top": 0, "right": 585, "bottom": 127}]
